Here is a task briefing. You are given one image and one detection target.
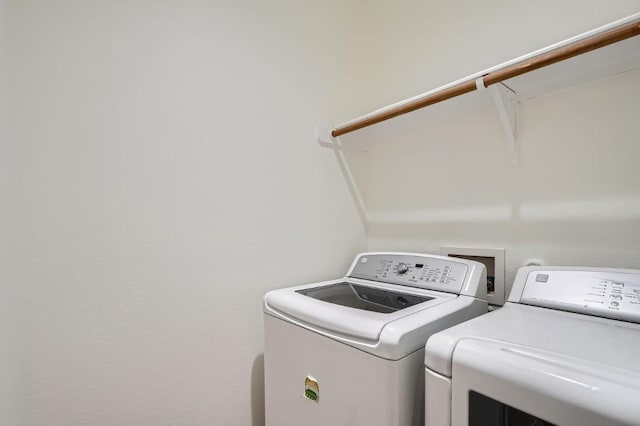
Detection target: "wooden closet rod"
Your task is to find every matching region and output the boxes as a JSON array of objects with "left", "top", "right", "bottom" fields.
[{"left": 331, "top": 19, "right": 640, "bottom": 138}]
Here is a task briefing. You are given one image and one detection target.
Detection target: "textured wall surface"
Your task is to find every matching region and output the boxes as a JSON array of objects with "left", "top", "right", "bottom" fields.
[
  {"left": 358, "top": 0, "right": 640, "bottom": 109},
  {"left": 8, "top": 1, "right": 366, "bottom": 424},
  {"left": 1, "top": 0, "right": 22, "bottom": 423},
  {"left": 348, "top": 0, "right": 640, "bottom": 296},
  {"left": 6, "top": 1, "right": 640, "bottom": 424}
]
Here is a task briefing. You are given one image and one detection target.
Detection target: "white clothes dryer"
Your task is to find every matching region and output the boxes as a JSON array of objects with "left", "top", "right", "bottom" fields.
[
  {"left": 425, "top": 266, "right": 640, "bottom": 426},
  {"left": 263, "top": 252, "right": 488, "bottom": 426}
]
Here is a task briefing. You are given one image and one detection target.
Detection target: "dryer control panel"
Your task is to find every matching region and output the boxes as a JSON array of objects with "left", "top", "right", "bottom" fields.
[
  {"left": 348, "top": 253, "right": 470, "bottom": 295},
  {"left": 516, "top": 269, "right": 640, "bottom": 323}
]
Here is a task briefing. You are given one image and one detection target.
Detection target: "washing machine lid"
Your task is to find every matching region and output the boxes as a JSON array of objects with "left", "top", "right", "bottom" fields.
[
  {"left": 295, "top": 281, "right": 435, "bottom": 314},
  {"left": 264, "top": 252, "right": 488, "bottom": 359},
  {"left": 265, "top": 279, "right": 454, "bottom": 343}
]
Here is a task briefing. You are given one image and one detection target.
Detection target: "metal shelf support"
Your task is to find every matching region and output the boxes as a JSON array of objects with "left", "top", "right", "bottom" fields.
[
  {"left": 489, "top": 83, "right": 518, "bottom": 167},
  {"left": 317, "top": 125, "right": 369, "bottom": 224}
]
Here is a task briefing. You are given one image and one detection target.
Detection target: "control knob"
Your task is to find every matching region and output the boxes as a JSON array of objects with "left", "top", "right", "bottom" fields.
[{"left": 397, "top": 263, "right": 409, "bottom": 274}]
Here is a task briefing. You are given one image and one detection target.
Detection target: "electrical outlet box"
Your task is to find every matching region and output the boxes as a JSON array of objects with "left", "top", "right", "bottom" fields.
[{"left": 441, "top": 246, "right": 506, "bottom": 306}]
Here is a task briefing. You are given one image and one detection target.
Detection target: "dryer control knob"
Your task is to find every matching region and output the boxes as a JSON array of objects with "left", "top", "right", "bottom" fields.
[{"left": 397, "top": 263, "right": 409, "bottom": 274}]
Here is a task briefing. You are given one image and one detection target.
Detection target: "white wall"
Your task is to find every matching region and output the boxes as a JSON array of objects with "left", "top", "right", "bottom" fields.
[
  {"left": 347, "top": 0, "right": 640, "bottom": 295},
  {"left": 360, "top": 0, "right": 640, "bottom": 108},
  {"left": 1, "top": 0, "right": 22, "bottom": 423},
  {"left": 8, "top": 1, "right": 640, "bottom": 424},
  {"left": 9, "top": 1, "right": 366, "bottom": 425}
]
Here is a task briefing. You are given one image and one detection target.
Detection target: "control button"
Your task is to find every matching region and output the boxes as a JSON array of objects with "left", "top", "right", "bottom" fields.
[
  {"left": 611, "top": 301, "right": 620, "bottom": 307},
  {"left": 397, "top": 263, "right": 409, "bottom": 274},
  {"left": 610, "top": 294, "right": 622, "bottom": 300}
]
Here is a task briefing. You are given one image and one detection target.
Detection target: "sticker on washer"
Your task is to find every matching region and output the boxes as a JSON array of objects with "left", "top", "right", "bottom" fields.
[{"left": 304, "top": 376, "right": 319, "bottom": 402}]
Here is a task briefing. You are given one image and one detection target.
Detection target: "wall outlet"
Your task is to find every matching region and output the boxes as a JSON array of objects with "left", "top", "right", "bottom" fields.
[{"left": 525, "top": 259, "right": 545, "bottom": 267}]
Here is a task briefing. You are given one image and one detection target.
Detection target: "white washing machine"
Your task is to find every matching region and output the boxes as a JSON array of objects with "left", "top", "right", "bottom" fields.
[
  {"left": 425, "top": 266, "right": 640, "bottom": 426},
  {"left": 263, "top": 252, "right": 488, "bottom": 426}
]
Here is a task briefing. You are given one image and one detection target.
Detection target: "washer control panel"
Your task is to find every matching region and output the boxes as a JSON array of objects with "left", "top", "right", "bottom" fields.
[
  {"left": 520, "top": 270, "right": 640, "bottom": 323},
  {"left": 348, "top": 253, "right": 469, "bottom": 294}
]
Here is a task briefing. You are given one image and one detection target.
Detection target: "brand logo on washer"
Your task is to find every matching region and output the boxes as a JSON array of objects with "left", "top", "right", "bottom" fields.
[
  {"left": 304, "top": 376, "right": 319, "bottom": 402},
  {"left": 535, "top": 274, "right": 549, "bottom": 283}
]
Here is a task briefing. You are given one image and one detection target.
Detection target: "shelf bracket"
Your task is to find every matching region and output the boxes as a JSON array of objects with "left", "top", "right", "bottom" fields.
[
  {"left": 488, "top": 82, "right": 518, "bottom": 167},
  {"left": 316, "top": 125, "right": 368, "bottom": 224}
]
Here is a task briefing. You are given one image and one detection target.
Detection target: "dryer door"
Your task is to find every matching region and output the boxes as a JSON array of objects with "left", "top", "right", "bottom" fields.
[{"left": 450, "top": 339, "right": 640, "bottom": 426}]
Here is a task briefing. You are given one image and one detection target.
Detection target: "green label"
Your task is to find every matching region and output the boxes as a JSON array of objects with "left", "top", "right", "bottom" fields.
[
  {"left": 304, "top": 389, "right": 318, "bottom": 401},
  {"left": 304, "top": 376, "right": 319, "bottom": 402}
]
